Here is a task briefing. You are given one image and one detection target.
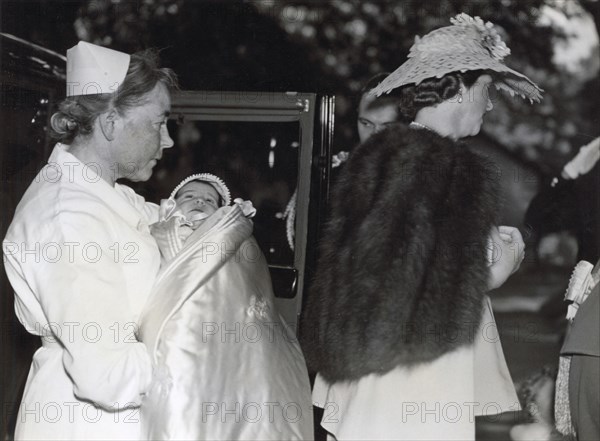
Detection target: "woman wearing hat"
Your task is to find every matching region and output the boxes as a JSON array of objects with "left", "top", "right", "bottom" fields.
[
  {"left": 303, "top": 14, "right": 542, "bottom": 440},
  {"left": 3, "top": 42, "right": 177, "bottom": 439}
]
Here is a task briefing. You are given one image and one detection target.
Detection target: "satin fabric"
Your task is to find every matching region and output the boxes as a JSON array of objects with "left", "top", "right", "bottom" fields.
[
  {"left": 3, "top": 144, "right": 159, "bottom": 440},
  {"left": 313, "top": 296, "right": 519, "bottom": 440},
  {"left": 139, "top": 205, "right": 313, "bottom": 440}
]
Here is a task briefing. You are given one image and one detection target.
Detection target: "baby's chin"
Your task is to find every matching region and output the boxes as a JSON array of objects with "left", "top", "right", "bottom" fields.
[
  {"left": 189, "top": 218, "right": 207, "bottom": 230},
  {"left": 185, "top": 208, "right": 215, "bottom": 217}
]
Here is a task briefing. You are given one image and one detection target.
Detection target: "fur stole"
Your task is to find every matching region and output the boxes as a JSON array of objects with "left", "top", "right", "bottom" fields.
[{"left": 300, "top": 124, "right": 500, "bottom": 383}]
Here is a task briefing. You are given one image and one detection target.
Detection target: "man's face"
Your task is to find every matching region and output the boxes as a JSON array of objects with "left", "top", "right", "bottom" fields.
[
  {"left": 115, "top": 82, "right": 174, "bottom": 182},
  {"left": 357, "top": 94, "right": 399, "bottom": 142},
  {"left": 175, "top": 181, "right": 220, "bottom": 220}
]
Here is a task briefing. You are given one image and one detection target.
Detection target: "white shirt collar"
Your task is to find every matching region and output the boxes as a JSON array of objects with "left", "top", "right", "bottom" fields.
[{"left": 48, "top": 143, "right": 146, "bottom": 229}]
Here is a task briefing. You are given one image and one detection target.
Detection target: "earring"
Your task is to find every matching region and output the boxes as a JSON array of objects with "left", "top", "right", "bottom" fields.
[{"left": 458, "top": 93, "right": 463, "bottom": 103}]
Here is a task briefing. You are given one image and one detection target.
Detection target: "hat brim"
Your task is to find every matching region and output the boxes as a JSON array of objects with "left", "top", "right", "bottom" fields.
[{"left": 371, "top": 55, "right": 543, "bottom": 103}]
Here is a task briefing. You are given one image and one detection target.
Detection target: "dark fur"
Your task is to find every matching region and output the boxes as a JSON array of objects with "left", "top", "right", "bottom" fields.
[{"left": 300, "top": 124, "right": 500, "bottom": 382}]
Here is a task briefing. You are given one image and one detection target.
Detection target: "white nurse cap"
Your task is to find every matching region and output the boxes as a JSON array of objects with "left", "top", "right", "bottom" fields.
[{"left": 66, "top": 41, "right": 130, "bottom": 97}]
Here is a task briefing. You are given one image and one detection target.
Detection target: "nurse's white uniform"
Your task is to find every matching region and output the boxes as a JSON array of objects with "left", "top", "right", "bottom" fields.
[{"left": 3, "top": 144, "right": 160, "bottom": 440}]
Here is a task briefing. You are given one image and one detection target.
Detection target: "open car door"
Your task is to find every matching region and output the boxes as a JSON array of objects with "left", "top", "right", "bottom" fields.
[{"left": 139, "top": 90, "right": 335, "bottom": 332}]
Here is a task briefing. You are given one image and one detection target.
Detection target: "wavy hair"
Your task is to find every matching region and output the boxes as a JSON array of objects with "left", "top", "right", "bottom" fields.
[{"left": 398, "top": 69, "right": 487, "bottom": 122}]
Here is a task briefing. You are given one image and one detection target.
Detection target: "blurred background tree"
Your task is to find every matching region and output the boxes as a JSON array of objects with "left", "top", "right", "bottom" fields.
[
  {"left": 2, "top": 0, "right": 598, "bottom": 173},
  {"left": 251, "top": 0, "right": 599, "bottom": 172}
]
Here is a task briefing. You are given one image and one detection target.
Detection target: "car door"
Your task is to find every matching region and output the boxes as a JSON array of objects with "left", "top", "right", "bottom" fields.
[{"left": 144, "top": 90, "right": 334, "bottom": 332}]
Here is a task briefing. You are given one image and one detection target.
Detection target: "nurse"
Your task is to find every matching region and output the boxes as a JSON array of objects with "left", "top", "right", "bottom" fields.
[{"left": 2, "top": 42, "right": 177, "bottom": 440}]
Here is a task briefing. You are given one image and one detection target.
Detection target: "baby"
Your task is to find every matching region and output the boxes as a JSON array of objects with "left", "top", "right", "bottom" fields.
[
  {"left": 151, "top": 173, "right": 254, "bottom": 262},
  {"left": 141, "top": 174, "right": 313, "bottom": 439}
]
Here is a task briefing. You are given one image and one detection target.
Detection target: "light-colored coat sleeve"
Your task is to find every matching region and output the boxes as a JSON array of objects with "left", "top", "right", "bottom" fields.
[{"left": 6, "top": 195, "right": 154, "bottom": 409}]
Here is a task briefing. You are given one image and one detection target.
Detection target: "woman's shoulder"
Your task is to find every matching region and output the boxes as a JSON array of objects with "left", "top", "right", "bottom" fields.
[
  {"left": 351, "top": 123, "right": 459, "bottom": 160},
  {"left": 115, "top": 183, "right": 145, "bottom": 206},
  {"left": 115, "top": 184, "right": 159, "bottom": 224},
  {"left": 7, "top": 178, "right": 116, "bottom": 242}
]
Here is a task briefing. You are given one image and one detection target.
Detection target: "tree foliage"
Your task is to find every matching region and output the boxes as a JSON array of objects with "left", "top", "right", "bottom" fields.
[
  {"left": 252, "top": 0, "right": 599, "bottom": 171},
  {"left": 3, "top": 0, "right": 598, "bottom": 172}
]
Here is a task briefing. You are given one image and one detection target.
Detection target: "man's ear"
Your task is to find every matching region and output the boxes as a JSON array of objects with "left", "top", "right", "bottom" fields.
[{"left": 98, "top": 109, "right": 119, "bottom": 141}]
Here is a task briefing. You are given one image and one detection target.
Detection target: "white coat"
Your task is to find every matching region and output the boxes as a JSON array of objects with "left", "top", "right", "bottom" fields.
[
  {"left": 312, "top": 296, "right": 520, "bottom": 441},
  {"left": 3, "top": 144, "right": 161, "bottom": 440}
]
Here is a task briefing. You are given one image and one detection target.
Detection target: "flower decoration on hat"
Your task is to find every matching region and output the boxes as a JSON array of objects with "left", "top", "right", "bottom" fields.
[
  {"left": 450, "top": 13, "right": 510, "bottom": 61},
  {"left": 370, "top": 13, "right": 543, "bottom": 103}
]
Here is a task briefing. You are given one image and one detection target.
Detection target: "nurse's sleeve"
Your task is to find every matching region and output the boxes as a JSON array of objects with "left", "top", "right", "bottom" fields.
[
  {"left": 22, "top": 205, "right": 153, "bottom": 410},
  {"left": 115, "top": 183, "right": 159, "bottom": 223}
]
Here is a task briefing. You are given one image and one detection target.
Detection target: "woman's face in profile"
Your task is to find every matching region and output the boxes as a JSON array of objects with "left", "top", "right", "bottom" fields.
[
  {"left": 454, "top": 74, "right": 494, "bottom": 138},
  {"left": 114, "top": 83, "right": 174, "bottom": 182}
]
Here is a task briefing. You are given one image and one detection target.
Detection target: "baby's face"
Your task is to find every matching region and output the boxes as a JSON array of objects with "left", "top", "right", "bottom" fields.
[{"left": 175, "top": 181, "right": 220, "bottom": 220}]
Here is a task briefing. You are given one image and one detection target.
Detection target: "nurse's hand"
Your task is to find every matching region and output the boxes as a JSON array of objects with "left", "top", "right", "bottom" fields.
[{"left": 487, "top": 226, "right": 525, "bottom": 291}]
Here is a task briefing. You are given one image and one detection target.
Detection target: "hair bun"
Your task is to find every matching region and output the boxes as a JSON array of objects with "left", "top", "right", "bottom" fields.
[
  {"left": 50, "top": 113, "right": 78, "bottom": 134},
  {"left": 66, "top": 119, "right": 78, "bottom": 130}
]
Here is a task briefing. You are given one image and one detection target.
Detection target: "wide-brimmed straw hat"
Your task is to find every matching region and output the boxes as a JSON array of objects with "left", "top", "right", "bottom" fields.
[
  {"left": 371, "top": 14, "right": 543, "bottom": 103},
  {"left": 170, "top": 173, "right": 231, "bottom": 206}
]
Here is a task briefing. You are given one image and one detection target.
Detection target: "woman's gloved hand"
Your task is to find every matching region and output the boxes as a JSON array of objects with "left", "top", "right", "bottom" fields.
[{"left": 487, "top": 225, "right": 525, "bottom": 290}]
